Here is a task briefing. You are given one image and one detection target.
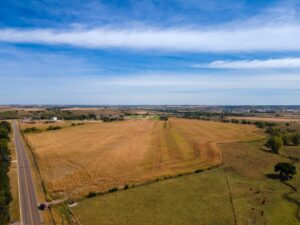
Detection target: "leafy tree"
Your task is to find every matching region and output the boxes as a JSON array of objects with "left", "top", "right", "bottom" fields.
[
  {"left": 266, "top": 135, "right": 283, "bottom": 153},
  {"left": 0, "top": 121, "right": 12, "bottom": 224},
  {"left": 291, "top": 133, "right": 300, "bottom": 146},
  {"left": 159, "top": 115, "right": 168, "bottom": 121},
  {"left": 275, "top": 162, "right": 296, "bottom": 180},
  {"left": 0, "top": 121, "right": 11, "bottom": 133},
  {"left": 255, "top": 121, "right": 266, "bottom": 128},
  {"left": 0, "top": 128, "right": 9, "bottom": 140},
  {"left": 282, "top": 134, "right": 291, "bottom": 146}
]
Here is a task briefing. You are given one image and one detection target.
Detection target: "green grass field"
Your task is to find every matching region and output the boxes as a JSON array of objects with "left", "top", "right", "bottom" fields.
[
  {"left": 63, "top": 140, "right": 300, "bottom": 225},
  {"left": 72, "top": 169, "right": 235, "bottom": 225}
]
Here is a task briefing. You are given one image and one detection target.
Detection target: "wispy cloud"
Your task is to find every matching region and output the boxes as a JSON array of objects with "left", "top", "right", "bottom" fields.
[
  {"left": 195, "top": 58, "right": 300, "bottom": 69},
  {"left": 0, "top": 23, "right": 300, "bottom": 52}
]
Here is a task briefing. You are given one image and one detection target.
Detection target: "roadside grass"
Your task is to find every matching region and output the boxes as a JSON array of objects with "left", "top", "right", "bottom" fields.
[{"left": 8, "top": 128, "right": 19, "bottom": 222}]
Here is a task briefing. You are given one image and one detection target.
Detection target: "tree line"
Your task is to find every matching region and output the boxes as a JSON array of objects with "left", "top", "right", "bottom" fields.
[{"left": 0, "top": 121, "right": 12, "bottom": 224}]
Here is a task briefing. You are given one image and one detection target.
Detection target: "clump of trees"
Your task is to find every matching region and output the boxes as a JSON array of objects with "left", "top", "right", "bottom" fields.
[
  {"left": 101, "top": 115, "right": 124, "bottom": 122},
  {"left": 265, "top": 125, "right": 300, "bottom": 153},
  {"left": 71, "top": 122, "right": 84, "bottom": 126},
  {"left": 0, "top": 121, "right": 12, "bottom": 224},
  {"left": 23, "top": 127, "right": 41, "bottom": 133},
  {"left": 274, "top": 162, "right": 296, "bottom": 180},
  {"left": 46, "top": 126, "right": 62, "bottom": 131},
  {"left": 159, "top": 115, "right": 168, "bottom": 121},
  {"left": 0, "top": 111, "right": 18, "bottom": 120}
]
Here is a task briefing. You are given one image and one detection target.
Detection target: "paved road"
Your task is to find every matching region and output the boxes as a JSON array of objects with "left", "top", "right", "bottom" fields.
[{"left": 13, "top": 121, "right": 42, "bottom": 225}]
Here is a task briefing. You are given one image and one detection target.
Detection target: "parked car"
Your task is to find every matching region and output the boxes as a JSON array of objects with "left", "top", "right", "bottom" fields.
[{"left": 38, "top": 203, "right": 47, "bottom": 210}]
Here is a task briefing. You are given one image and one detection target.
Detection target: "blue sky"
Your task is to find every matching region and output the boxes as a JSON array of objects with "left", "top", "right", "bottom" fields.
[{"left": 1, "top": 0, "right": 300, "bottom": 104}]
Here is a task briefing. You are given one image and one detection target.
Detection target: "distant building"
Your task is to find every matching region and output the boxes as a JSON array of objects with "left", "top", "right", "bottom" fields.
[{"left": 51, "top": 117, "right": 58, "bottom": 121}]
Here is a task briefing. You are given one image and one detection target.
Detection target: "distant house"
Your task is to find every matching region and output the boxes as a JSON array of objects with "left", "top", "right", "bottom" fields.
[{"left": 51, "top": 117, "right": 58, "bottom": 121}]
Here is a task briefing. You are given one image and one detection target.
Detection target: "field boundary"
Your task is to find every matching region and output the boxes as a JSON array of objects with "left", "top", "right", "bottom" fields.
[{"left": 224, "top": 168, "right": 238, "bottom": 225}]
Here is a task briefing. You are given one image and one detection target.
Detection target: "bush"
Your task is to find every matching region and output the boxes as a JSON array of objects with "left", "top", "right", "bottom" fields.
[
  {"left": 86, "top": 192, "right": 97, "bottom": 198},
  {"left": 47, "top": 126, "right": 62, "bottom": 131},
  {"left": 23, "top": 127, "right": 40, "bottom": 133},
  {"left": 194, "top": 169, "right": 203, "bottom": 173},
  {"left": 124, "top": 184, "right": 129, "bottom": 190},
  {"left": 108, "top": 187, "right": 119, "bottom": 193}
]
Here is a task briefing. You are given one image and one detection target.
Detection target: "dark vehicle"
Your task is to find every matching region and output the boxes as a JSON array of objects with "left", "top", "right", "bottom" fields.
[{"left": 38, "top": 203, "right": 47, "bottom": 210}]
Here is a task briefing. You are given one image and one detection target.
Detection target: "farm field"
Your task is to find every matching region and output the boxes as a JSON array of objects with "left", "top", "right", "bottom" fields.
[
  {"left": 20, "top": 120, "right": 73, "bottom": 130},
  {"left": 69, "top": 140, "right": 300, "bottom": 225},
  {"left": 229, "top": 116, "right": 300, "bottom": 123},
  {"left": 23, "top": 118, "right": 262, "bottom": 198}
]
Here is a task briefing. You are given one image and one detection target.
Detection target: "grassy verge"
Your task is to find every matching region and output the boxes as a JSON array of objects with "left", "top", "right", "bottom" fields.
[{"left": 8, "top": 127, "right": 19, "bottom": 222}]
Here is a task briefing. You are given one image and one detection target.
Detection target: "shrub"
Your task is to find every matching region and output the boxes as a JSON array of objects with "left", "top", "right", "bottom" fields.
[
  {"left": 108, "top": 187, "right": 119, "bottom": 193},
  {"left": 124, "top": 184, "right": 129, "bottom": 190},
  {"left": 194, "top": 169, "right": 203, "bottom": 173},
  {"left": 23, "top": 127, "right": 40, "bottom": 133},
  {"left": 47, "top": 126, "right": 62, "bottom": 131},
  {"left": 87, "top": 192, "right": 97, "bottom": 198}
]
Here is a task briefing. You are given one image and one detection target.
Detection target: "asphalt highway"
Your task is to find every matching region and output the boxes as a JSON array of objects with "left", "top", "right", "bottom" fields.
[{"left": 13, "top": 121, "right": 42, "bottom": 225}]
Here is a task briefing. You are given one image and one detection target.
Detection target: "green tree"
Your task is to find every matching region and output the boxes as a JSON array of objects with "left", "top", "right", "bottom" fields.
[
  {"left": 291, "top": 133, "right": 300, "bottom": 146},
  {"left": 266, "top": 135, "right": 283, "bottom": 153},
  {"left": 282, "top": 134, "right": 291, "bottom": 146},
  {"left": 275, "top": 162, "right": 296, "bottom": 180},
  {"left": 0, "top": 128, "right": 9, "bottom": 140},
  {"left": 0, "top": 121, "right": 11, "bottom": 133}
]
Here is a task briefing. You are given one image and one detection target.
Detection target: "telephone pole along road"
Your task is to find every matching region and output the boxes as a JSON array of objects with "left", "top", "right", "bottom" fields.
[{"left": 13, "top": 121, "right": 42, "bottom": 225}]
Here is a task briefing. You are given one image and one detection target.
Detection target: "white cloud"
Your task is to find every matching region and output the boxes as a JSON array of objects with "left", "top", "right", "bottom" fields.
[
  {"left": 0, "top": 24, "right": 300, "bottom": 52},
  {"left": 195, "top": 58, "right": 300, "bottom": 69}
]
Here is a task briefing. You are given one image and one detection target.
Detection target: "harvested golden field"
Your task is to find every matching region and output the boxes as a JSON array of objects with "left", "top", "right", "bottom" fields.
[
  {"left": 24, "top": 118, "right": 263, "bottom": 197},
  {"left": 229, "top": 116, "right": 300, "bottom": 123}
]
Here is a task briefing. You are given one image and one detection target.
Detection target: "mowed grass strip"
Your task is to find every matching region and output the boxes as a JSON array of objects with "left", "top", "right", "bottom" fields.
[{"left": 24, "top": 118, "right": 262, "bottom": 197}]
